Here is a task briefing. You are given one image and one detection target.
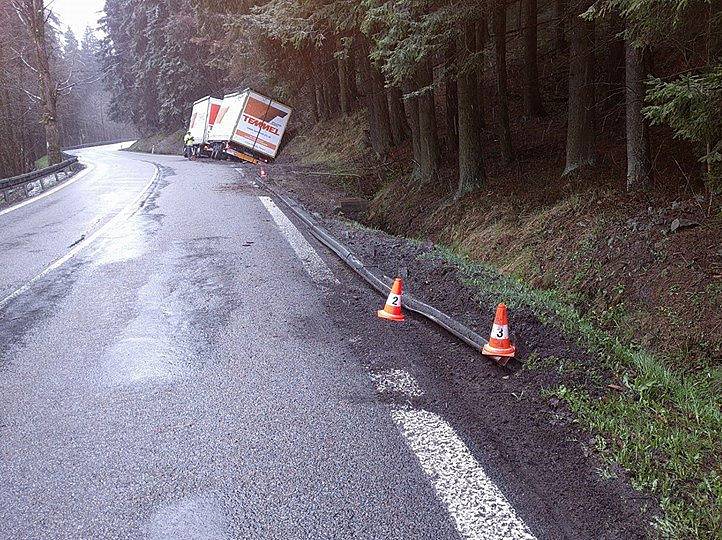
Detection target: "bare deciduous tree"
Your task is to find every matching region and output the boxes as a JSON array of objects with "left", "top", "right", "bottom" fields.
[{"left": 12, "top": 0, "right": 62, "bottom": 164}]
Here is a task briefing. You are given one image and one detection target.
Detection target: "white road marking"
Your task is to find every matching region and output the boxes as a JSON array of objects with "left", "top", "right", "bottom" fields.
[
  {"left": 391, "top": 408, "right": 536, "bottom": 540},
  {"left": 0, "top": 167, "right": 160, "bottom": 310},
  {"left": 259, "top": 196, "right": 337, "bottom": 285},
  {"left": 369, "top": 369, "right": 535, "bottom": 540},
  {"left": 371, "top": 369, "right": 424, "bottom": 398},
  {"left": 0, "top": 162, "right": 96, "bottom": 218}
]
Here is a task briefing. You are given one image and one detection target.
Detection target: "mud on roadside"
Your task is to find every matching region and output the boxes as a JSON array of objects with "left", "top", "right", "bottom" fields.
[{"left": 226, "top": 160, "right": 659, "bottom": 538}]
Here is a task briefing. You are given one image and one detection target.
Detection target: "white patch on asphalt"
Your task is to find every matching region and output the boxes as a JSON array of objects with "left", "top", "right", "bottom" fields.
[
  {"left": 369, "top": 369, "right": 535, "bottom": 539},
  {"left": 371, "top": 369, "right": 424, "bottom": 398},
  {"left": 0, "top": 162, "right": 96, "bottom": 217},
  {"left": 147, "top": 494, "right": 229, "bottom": 540},
  {"left": 0, "top": 167, "right": 160, "bottom": 310},
  {"left": 391, "top": 407, "right": 536, "bottom": 540},
  {"left": 259, "top": 195, "right": 337, "bottom": 285}
]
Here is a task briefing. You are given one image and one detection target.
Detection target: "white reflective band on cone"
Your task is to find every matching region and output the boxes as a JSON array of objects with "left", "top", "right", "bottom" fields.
[{"left": 491, "top": 323, "right": 509, "bottom": 340}]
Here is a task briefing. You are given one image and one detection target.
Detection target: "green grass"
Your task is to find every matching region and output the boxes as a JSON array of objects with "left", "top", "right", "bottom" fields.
[
  {"left": 430, "top": 245, "right": 722, "bottom": 539},
  {"left": 34, "top": 155, "right": 49, "bottom": 170}
]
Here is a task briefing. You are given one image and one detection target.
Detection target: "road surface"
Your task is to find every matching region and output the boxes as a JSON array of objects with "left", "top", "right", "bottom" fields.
[{"left": 0, "top": 146, "right": 640, "bottom": 539}]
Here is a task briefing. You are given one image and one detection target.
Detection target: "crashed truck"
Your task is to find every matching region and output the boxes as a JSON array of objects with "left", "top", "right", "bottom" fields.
[
  {"left": 187, "top": 96, "right": 223, "bottom": 157},
  {"left": 189, "top": 89, "right": 292, "bottom": 163}
]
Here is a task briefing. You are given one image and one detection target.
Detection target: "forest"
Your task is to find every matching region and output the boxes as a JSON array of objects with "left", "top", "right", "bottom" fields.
[
  {"left": 96, "top": 1, "right": 721, "bottom": 537},
  {"left": 1, "top": 2, "right": 720, "bottom": 535},
  {"left": 0, "top": 1, "right": 133, "bottom": 178},
  {"left": 96, "top": 0, "right": 722, "bottom": 197}
]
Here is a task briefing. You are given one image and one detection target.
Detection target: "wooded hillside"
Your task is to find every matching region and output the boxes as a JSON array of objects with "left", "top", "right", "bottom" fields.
[
  {"left": 0, "top": 1, "right": 135, "bottom": 178},
  {"left": 101, "top": 0, "right": 721, "bottom": 196}
]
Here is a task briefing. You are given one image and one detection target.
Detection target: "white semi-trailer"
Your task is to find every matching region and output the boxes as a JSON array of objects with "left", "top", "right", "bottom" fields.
[
  {"left": 187, "top": 96, "right": 222, "bottom": 157},
  {"left": 207, "top": 89, "right": 292, "bottom": 163}
]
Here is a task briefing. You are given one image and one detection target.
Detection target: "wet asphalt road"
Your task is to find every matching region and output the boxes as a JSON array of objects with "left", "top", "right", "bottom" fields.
[{"left": 0, "top": 148, "right": 469, "bottom": 539}]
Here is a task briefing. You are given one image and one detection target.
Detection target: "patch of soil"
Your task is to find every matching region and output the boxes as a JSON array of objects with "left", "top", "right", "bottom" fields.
[{"left": 242, "top": 160, "right": 657, "bottom": 538}]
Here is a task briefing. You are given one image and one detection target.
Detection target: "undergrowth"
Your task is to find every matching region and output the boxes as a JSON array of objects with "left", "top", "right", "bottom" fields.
[{"left": 431, "top": 245, "right": 722, "bottom": 538}]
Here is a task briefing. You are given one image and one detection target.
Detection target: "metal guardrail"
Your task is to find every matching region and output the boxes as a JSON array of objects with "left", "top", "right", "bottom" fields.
[
  {"left": 0, "top": 156, "right": 78, "bottom": 191},
  {"left": 0, "top": 154, "right": 81, "bottom": 208}
]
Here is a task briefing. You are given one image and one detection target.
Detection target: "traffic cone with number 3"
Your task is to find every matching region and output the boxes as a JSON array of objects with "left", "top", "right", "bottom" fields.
[
  {"left": 377, "top": 278, "right": 405, "bottom": 322},
  {"left": 482, "top": 303, "right": 516, "bottom": 364}
]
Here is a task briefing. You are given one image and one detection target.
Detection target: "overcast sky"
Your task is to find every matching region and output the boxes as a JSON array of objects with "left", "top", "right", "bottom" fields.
[{"left": 50, "top": 0, "right": 106, "bottom": 38}]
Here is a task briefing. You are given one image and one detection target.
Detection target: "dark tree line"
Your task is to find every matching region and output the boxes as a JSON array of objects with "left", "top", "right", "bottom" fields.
[
  {"left": 87, "top": 1, "right": 722, "bottom": 194},
  {"left": 0, "top": 1, "right": 135, "bottom": 177}
]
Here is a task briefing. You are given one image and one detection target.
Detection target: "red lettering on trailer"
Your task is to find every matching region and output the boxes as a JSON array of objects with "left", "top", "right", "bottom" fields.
[{"left": 242, "top": 115, "right": 280, "bottom": 136}]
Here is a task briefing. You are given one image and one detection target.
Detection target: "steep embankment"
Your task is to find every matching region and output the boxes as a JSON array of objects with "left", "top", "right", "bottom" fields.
[
  {"left": 126, "top": 130, "right": 185, "bottom": 155},
  {"left": 276, "top": 111, "right": 721, "bottom": 538}
]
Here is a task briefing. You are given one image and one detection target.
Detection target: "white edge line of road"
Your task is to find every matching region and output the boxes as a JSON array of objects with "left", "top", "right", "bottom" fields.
[
  {"left": 371, "top": 370, "right": 536, "bottom": 540},
  {"left": 258, "top": 195, "right": 339, "bottom": 285},
  {"left": 0, "top": 161, "right": 97, "bottom": 218},
  {"left": 0, "top": 165, "right": 161, "bottom": 310},
  {"left": 245, "top": 165, "right": 534, "bottom": 539}
]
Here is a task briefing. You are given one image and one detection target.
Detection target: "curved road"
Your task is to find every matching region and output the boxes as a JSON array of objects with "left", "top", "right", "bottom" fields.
[
  {"left": 0, "top": 144, "right": 156, "bottom": 301},
  {"left": 0, "top": 146, "right": 642, "bottom": 539}
]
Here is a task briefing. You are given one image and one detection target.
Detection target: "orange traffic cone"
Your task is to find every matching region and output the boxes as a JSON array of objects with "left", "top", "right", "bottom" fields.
[
  {"left": 482, "top": 303, "right": 516, "bottom": 362},
  {"left": 377, "top": 278, "right": 405, "bottom": 322}
]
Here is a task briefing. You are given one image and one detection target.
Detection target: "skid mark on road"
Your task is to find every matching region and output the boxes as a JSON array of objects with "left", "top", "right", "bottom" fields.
[
  {"left": 372, "top": 369, "right": 536, "bottom": 540},
  {"left": 259, "top": 196, "right": 338, "bottom": 286}
]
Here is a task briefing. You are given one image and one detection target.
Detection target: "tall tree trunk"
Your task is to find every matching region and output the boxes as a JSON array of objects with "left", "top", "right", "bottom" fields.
[
  {"left": 475, "top": 19, "right": 487, "bottom": 128},
  {"left": 316, "top": 74, "right": 329, "bottom": 121},
  {"left": 563, "top": 0, "right": 596, "bottom": 176},
  {"left": 388, "top": 86, "right": 409, "bottom": 145},
  {"left": 338, "top": 56, "right": 350, "bottom": 116},
  {"left": 456, "top": 24, "right": 486, "bottom": 199},
  {"left": 347, "top": 46, "right": 359, "bottom": 101},
  {"left": 403, "top": 81, "right": 422, "bottom": 162},
  {"left": 324, "top": 51, "right": 341, "bottom": 116},
  {"left": 625, "top": 40, "right": 651, "bottom": 191},
  {"left": 360, "top": 42, "right": 393, "bottom": 154},
  {"left": 445, "top": 44, "right": 459, "bottom": 151},
  {"left": 492, "top": 6, "right": 513, "bottom": 163},
  {"left": 522, "top": 0, "right": 545, "bottom": 116},
  {"left": 312, "top": 59, "right": 330, "bottom": 121},
  {"left": 309, "top": 76, "right": 320, "bottom": 122},
  {"left": 554, "top": 0, "right": 567, "bottom": 49},
  {"left": 16, "top": 0, "right": 62, "bottom": 164},
  {"left": 415, "top": 60, "right": 441, "bottom": 183}
]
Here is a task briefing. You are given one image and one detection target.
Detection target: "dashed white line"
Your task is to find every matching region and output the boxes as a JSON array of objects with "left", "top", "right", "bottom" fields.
[
  {"left": 371, "top": 369, "right": 425, "bottom": 398},
  {"left": 370, "top": 369, "right": 536, "bottom": 540},
  {"left": 259, "top": 195, "right": 337, "bottom": 285},
  {"left": 391, "top": 408, "right": 536, "bottom": 540},
  {"left": 0, "top": 167, "right": 160, "bottom": 310}
]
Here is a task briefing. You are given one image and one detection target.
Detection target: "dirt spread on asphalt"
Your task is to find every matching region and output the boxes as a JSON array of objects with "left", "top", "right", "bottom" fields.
[{"left": 224, "top": 160, "right": 657, "bottom": 538}]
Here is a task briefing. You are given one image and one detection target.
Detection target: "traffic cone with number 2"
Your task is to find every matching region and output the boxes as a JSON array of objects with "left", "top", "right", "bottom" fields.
[
  {"left": 377, "top": 278, "right": 405, "bottom": 322},
  {"left": 482, "top": 303, "right": 516, "bottom": 363}
]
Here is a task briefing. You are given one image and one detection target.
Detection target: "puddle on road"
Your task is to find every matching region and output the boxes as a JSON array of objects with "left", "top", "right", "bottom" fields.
[
  {"left": 147, "top": 494, "right": 230, "bottom": 540},
  {"left": 100, "top": 236, "right": 243, "bottom": 387}
]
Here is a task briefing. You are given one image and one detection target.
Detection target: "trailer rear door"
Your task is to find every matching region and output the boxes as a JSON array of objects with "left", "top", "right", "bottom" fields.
[
  {"left": 230, "top": 91, "right": 292, "bottom": 159},
  {"left": 188, "top": 97, "right": 210, "bottom": 143}
]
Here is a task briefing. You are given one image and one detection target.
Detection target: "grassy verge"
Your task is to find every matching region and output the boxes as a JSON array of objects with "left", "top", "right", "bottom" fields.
[
  {"left": 430, "top": 246, "right": 721, "bottom": 539},
  {"left": 34, "top": 155, "right": 49, "bottom": 169}
]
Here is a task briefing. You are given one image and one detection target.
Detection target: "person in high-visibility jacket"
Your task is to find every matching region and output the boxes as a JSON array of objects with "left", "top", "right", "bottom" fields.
[{"left": 183, "top": 131, "right": 195, "bottom": 159}]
